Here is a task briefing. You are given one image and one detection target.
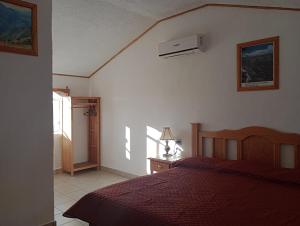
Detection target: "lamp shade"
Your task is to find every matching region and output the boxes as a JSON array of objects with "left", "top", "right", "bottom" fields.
[{"left": 160, "top": 127, "right": 175, "bottom": 140}]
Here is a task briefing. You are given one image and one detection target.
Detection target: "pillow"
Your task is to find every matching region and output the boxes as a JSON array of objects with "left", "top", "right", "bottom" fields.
[
  {"left": 218, "top": 160, "right": 300, "bottom": 186},
  {"left": 171, "top": 157, "right": 227, "bottom": 170},
  {"left": 173, "top": 157, "right": 300, "bottom": 186}
]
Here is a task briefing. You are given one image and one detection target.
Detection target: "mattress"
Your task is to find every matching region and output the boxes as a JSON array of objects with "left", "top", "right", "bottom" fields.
[{"left": 64, "top": 157, "right": 300, "bottom": 226}]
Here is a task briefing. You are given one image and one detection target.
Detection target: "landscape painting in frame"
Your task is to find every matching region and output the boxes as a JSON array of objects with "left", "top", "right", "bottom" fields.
[
  {"left": 237, "top": 36, "right": 279, "bottom": 91},
  {"left": 0, "top": 0, "right": 37, "bottom": 56}
]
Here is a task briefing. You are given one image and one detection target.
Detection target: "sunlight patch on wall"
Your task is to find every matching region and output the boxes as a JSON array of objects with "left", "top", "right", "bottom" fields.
[
  {"left": 62, "top": 96, "right": 72, "bottom": 140},
  {"left": 146, "top": 126, "right": 164, "bottom": 157},
  {"left": 146, "top": 126, "right": 184, "bottom": 174},
  {"left": 53, "top": 92, "right": 63, "bottom": 135},
  {"left": 125, "top": 126, "right": 131, "bottom": 160},
  {"left": 146, "top": 126, "right": 165, "bottom": 174}
]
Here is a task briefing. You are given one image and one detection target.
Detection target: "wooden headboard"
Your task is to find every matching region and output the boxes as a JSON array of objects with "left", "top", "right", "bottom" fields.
[{"left": 191, "top": 123, "right": 300, "bottom": 168}]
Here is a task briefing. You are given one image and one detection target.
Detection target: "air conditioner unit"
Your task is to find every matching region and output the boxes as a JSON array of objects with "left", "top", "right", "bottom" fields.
[{"left": 158, "top": 34, "right": 204, "bottom": 58}]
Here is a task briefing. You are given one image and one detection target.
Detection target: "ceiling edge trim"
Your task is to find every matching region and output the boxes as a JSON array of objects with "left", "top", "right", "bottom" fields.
[
  {"left": 88, "top": 21, "right": 160, "bottom": 78},
  {"left": 55, "top": 3, "right": 300, "bottom": 79},
  {"left": 53, "top": 73, "right": 89, "bottom": 79},
  {"left": 88, "top": 3, "right": 300, "bottom": 78}
]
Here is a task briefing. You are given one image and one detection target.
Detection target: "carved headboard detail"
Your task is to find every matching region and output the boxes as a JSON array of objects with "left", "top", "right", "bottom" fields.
[{"left": 191, "top": 123, "right": 300, "bottom": 168}]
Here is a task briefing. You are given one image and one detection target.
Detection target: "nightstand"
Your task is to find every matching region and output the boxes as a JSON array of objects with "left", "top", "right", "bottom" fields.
[{"left": 148, "top": 155, "right": 182, "bottom": 174}]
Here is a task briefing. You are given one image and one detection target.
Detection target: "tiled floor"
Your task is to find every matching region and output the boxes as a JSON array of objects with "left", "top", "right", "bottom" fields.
[{"left": 54, "top": 170, "right": 128, "bottom": 226}]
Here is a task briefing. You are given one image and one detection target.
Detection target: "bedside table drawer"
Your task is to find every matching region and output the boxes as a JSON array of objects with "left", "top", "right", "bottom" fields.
[
  {"left": 148, "top": 156, "right": 183, "bottom": 174},
  {"left": 152, "top": 161, "right": 170, "bottom": 172}
]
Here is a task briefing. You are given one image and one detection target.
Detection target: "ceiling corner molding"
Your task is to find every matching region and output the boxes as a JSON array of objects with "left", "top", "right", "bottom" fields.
[
  {"left": 83, "top": 3, "right": 300, "bottom": 79},
  {"left": 88, "top": 21, "right": 160, "bottom": 78},
  {"left": 53, "top": 73, "right": 89, "bottom": 79}
]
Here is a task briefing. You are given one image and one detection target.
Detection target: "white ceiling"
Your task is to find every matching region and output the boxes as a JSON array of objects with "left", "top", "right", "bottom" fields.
[
  {"left": 52, "top": 0, "right": 300, "bottom": 77},
  {"left": 98, "top": 0, "right": 208, "bottom": 19}
]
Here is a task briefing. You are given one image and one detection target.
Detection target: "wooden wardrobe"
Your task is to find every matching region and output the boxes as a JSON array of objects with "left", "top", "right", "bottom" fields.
[{"left": 62, "top": 96, "right": 100, "bottom": 175}]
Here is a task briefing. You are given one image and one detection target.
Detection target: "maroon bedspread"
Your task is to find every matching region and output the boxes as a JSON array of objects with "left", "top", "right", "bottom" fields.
[{"left": 64, "top": 158, "right": 300, "bottom": 226}]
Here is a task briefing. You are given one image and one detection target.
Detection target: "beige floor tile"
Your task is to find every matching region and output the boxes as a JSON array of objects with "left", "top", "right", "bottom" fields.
[
  {"left": 54, "top": 194, "right": 74, "bottom": 206},
  {"left": 54, "top": 191, "right": 65, "bottom": 198},
  {"left": 79, "top": 183, "right": 105, "bottom": 193},
  {"left": 55, "top": 183, "right": 82, "bottom": 194},
  {"left": 54, "top": 170, "right": 128, "bottom": 225},
  {"left": 76, "top": 219, "right": 89, "bottom": 226},
  {"left": 56, "top": 200, "right": 77, "bottom": 212},
  {"left": 64, "top": 190, "right": 89, "bottom": 202},
  {"left": 54, "top": 207, "right": 62, "bottom": 216},
  {"left": 55, "top": 214, "right": 73, "bottom": 225},
  {"left": 61, "top": 219, "right": 89, "bottom": 226}
]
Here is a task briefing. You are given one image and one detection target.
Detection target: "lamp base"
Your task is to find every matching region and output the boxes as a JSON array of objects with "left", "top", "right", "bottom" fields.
[{"left": 163, "top": 140, "right": 172, "bottom": 157}]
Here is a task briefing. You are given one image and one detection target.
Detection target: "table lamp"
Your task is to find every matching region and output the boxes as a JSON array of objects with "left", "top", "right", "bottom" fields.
[{"left": 160, "top": 127, "right": 175, "bottom": 157}]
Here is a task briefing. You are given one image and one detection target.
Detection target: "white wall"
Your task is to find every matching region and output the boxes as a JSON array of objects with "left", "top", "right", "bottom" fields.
[
  {"left": 0, "top": 0, "right": 53, "bottom": 225},
  {"left": 90, "top": 7, "right": 300, "bottom": 176},
  {"left": 52, "top": 76, "right": 90, "bottom": 170}
]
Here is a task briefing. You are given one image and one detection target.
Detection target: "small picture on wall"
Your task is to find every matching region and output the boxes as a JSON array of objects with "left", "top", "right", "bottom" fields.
[
  {"left": 237, "top": 36, "right": 279, "bottom": 91},
  {"left": 0, "top": 0, "right": 37, "bottom": 56}
]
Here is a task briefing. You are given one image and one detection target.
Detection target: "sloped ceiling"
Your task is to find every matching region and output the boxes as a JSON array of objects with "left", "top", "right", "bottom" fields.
[{"left": 52, "top": 0, "right": 300, "bottom": 77}]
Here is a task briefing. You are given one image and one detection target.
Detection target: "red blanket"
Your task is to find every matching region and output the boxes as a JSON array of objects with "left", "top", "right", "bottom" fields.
[{"left": 64, "top": 158, "right": 300, "bottom": 226}]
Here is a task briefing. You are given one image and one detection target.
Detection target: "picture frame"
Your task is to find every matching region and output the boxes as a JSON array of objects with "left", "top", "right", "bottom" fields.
[
  {"left": 237, "top": 36, "right": 279, "bottom": 91},
  {"left": 0, "top": 0, "right": 38, "bottom": 56}
]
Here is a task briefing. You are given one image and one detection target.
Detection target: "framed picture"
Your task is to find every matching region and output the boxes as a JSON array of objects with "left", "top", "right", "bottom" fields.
[
  {"left": 237, "top": 36, "right": 279, "bottom": 91},
  {"left": 0, "top": 0, "right": 37, "bottom": 56}
]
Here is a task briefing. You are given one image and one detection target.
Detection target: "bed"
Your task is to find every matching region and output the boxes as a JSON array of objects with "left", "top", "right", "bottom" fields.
[{"left": 64, "top": 123, "right": 300, "bottom": 226}]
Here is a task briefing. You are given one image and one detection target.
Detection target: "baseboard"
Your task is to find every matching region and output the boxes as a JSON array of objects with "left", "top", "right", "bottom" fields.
[
  {"left": 54, "top": 168, "right": 62, "bottom": 174},
  {"left": 41, "top": 221, "right": 56, "bottom": 226},
  {"left": 101, "top": 166, "right": 138, "bottom": 179}
]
